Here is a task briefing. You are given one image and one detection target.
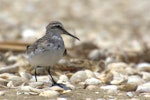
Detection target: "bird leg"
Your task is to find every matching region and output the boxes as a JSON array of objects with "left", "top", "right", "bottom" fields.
[
  {"left": 34, "top": 66, "right": 37, "bottom": 82},
  {"left": 47, "top": 66, "right": 57, "bottom": 85},
  {"left": 47, "top": 66, "right": 71, "bottom": 90}
]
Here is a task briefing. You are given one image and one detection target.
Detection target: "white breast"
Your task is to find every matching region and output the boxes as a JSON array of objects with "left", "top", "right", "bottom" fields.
[{"left": 27, "top": 48, "right": 65, "bottom": 66}]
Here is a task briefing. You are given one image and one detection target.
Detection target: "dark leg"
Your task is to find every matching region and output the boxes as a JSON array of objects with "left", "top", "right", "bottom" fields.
[
  {"left": 47, "top": 66, "right": 71, "bottom": 90},
  {"left": 47, "top": 66, "right": 57, "bottom": 85},
  {"left": 34, "top": 67, "right": 37, "bottom": 82}
]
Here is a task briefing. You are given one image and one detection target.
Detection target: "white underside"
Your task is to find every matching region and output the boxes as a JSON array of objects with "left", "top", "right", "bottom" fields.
[{"left": 27, "top": 49, "right": 64, "bottom": 66}]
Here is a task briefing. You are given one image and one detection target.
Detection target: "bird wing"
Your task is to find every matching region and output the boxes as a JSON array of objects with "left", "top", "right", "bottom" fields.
[{"left": 26, "top": 35, "right": 54, "bottom": 54}]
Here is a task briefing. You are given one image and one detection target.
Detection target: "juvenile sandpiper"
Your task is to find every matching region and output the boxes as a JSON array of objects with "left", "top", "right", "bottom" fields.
[{"left": 26, "top": 21, "right": 79, "bottom": 87}]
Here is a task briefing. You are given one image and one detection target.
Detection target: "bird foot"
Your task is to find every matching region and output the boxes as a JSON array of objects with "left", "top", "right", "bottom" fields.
[{"left": 52, "top": 83, "right": 71, "bottom": 90}]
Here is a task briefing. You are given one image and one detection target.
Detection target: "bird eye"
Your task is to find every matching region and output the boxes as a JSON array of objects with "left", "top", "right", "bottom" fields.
[{"left": 53, "top": 24, "right": 62, "bottom": 28}]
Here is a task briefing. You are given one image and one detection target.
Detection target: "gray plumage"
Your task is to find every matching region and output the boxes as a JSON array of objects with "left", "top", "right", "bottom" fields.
[
  {"left": 26, "top": 21, "right": 79, "bottom": 85},
  {"left": 26, "top": 21, "right": 79, "bottom": 66}
]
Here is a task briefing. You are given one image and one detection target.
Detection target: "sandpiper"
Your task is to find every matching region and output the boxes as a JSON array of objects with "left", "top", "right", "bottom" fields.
[{"left": 26, "top": 21, "right": 79, "bottom": 86}]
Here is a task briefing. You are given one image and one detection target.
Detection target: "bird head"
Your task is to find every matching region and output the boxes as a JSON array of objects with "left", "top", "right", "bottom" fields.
[{"left": 46, "top": 21, "right": 80, "bottom": 40}]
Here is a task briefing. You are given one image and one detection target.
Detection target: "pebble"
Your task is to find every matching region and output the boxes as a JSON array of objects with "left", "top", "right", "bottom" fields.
[
  {"left": 0, "top": 91, "right": 5, "bottom": 96},
  {"left": 110, "top": 75, "right": 126, "bottom": 85},
  {"left": 143, "top": 93, "right": 150, "bottom": 98},
  {"left": 94, "top": 72, "right": 101, "bottom": 78},
  {"left": 118, "top": 83, "right": 137, "bottom": 91},
  {"left": 21, "top": 29, "right": 36, "bottom": 39},
  {"left": 9, "top": 76, "right": 23, "bottom": 86},
  {"left": 19, "top": 86, "right": 42, "bottom": 93},
  {"left": 85, "top": 78, "right": 101, "bottom": 85},
  {"left": 0, "top": 78, "right": 8, "bottom": 86},
  {"left": 86, "top": 85, "right": 99, "bottom": 90},
  {"left": 39, "top": 90, "right": 60, "bottom": 97},
  {"left": 107, "top": 62, "right": 128, "bottom": 73},
  {"left": 50, "top": 86, "right": 64, "bottom": 92},
  {"left": 70, "top": 70, "right": 94, "bottom": 84},
  {"left": 7, "top": 55, "right": 18, "bottom": 63},
  {"left": 58, "top": 59, "right": 68, "bottom": 65},
  {"left": 57, "top": 98, "right": 67, "bottom": 100},
  {"left": 126, "top": 92, "right": 134, "bottom": 97},
  {"left": 7, "top": 81, "right": 14, "bottom": 88},
  {"left": 19, "top": 72, "right": 32, "bottom": 82},
  {"left": 19, "top": 86, "right": 34, "bottom": 92},
  {"left": 29, "top": 81, "right": 44, "bottom": 88},
  {"left": 88, "top": 49, "right": 101, "bottom": 60},
  {"left": 70, "top": 71, "right": 87, "bottom": 84},
  {"left": 127, "top": 75, "right": 144, "bottom": 85},
  {"left": 65, "top": 82, "right": 75, "bottom": 90},
  {"left": 141, "top": 72, "right": 150, "bottom": 81},
  {"left": 85, "top": 70, "right": 95, "bottom": 78},
  {"left": 125, "top": 67, "right": 136, "bottom": 75},
  {"left": 105, "top": 57, "right": 116, "bottom": 65},
  {"left": 98, "top": 72, "right": 113, "bottom": 84},
  {"left": 136, "top": 82, "right": 150, "bottom": 93},
  {"left": 59, "top": 75, "right": 69, "bottom": 82},
  {"left": 0, "top": 73, "right": 16, "bottom": 79},
  {"left": 100, "top": 85, "right": 118, "bottom": 92},
  {"left": 137, "top": 63, "right": 150, "bottom": 72}
]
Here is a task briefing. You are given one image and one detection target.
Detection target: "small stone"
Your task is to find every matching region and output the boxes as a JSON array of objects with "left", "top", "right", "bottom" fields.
[
  {"left": 98, "top": 72, "right": 113, "bottom": 84},
  {"left": 39, "top": 90, "right": 59, "bottom": 97},
  {"left": 0, "top": 78, "right": 8, "bottom": 86},
  {"left": 59, "top": 75, "right": 69, "bottom": 82},
  {"left": 19, "top": 86, "right": 33, "bottom": 92},
  {"left": 88, "top": 49, "right": 101, "bottom": 60},
  {"left": 105, "top": 57, "right": 116, "bottom": 65},
  {"left": 21, "top": 29, "right": 36, "bottom": 38},
  {"left": 85, "top": 78, "right": 101, "bottom": 85},
  {"left": 100, "top": 85, "right": 118, "bottom": 92},
  {"left": 62, "top": 90, "right": 71, "bottom": 94},
  {"left": 50, "top": 86, "right": 64, "bottom": 92},
  {"left": 137, "top": 63, "right": 150, "bottom": 72},
  {"left": 65, "top": 82, "right": 75, "bottom": 90},
  {"left": 86, "top": 85, "right": 99, "bottom": 90},
  {"left": 19, "top": 72, "right": 32, "bottom": 82},
  {"left": 142, "top": 72, "right": 150, "bottom": 82},
  {"left": 0, "top": 91, "right": 5, "bottom": 96},
  {"left": 94, "top": 72, "right": 101, "bottom": 78},
  {"left": 127, "top": 75, "right": 144, "bottom": 85},
  {"left": 70, "top": 71, "right": 87, "bottom": 84},
  {"left": 111, "top": 76, "right": 126, "bottom": 85},
  {"left": 9, "top": 76, "right": 23, "bottom": 86},
  {"left": 58, "top": 59, "right": 68, "bottom": 65},
  {"left": 107, "top": 62, "right": 128, "bottom": 69},
  {"left": 7, "top": 55, "right": 18, "bottom": 63},
  {"left": 85, "top": 70, "right": 95, "bottom": 78},
  {"left": 95, "top": 91, "right": 99, "bottom": 94},
  {"left": 57, "top": 98, "right": 67, "bottom": 100},
  {"left": 7, "top": 81, "right": 14, "bottom": 88},
  {"left": 136, "top": 82, "right": 150, "bottom": 93},
  {"left": 17, "top": 86, "right": 42, "bottom": 95},
  {"left": 29, "top": 81, "right": 44, "bottom": 88},
  {"left": 143, "top": 93, "right": 150, "bottom": 98},
  {"left": 118, "top": 83, "right": 137, "bottom": 91},
  {"left": 126, "top": 92, "right": 134, "bottom": 97},
  {"left": 107, "top": 62, "right": 128, "bottom": 73}
]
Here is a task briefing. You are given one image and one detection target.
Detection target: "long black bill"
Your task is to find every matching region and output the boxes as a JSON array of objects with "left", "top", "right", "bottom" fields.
[{"left": 60, "top": 27, "right": 80, "bottom": 40}]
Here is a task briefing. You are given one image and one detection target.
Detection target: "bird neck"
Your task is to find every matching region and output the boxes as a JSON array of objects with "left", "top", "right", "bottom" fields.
[{"left": 46, "top": 28, "right": 62, "bottom": 36}]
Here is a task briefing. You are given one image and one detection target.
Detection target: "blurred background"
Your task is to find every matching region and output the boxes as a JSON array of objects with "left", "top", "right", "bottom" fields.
[
  {"left": 0, "top": 0, "right": 150, "bottom": 61},
  {"left": 0, "top": 1, "right": 150, "bottom": 99}
]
